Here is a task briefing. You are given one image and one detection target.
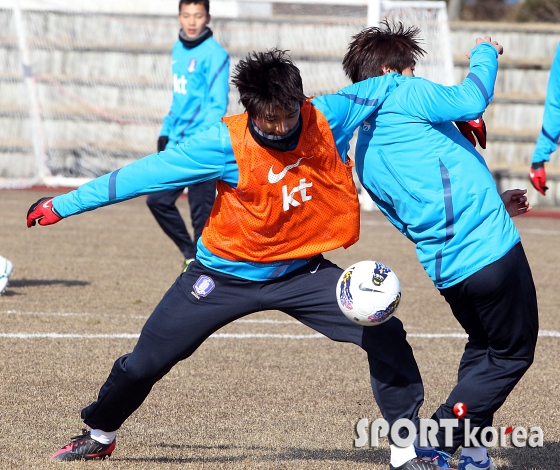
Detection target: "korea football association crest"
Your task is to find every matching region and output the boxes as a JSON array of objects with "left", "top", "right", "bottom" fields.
[
  {"left": 192, "top": 275, "right": 215, "bottom": 299},
  {"left": 188, "top": 58, "right": 197, "bottom": 73}
]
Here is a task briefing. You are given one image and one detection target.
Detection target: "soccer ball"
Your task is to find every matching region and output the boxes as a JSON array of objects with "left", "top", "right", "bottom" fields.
[{"left": 336, "top": 261, "right": 401, "bottom": 326}]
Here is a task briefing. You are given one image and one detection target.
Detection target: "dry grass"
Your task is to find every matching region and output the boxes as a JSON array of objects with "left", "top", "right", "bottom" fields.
[{"left": 1, "top": 189, "right": 559, "bottom": 469}]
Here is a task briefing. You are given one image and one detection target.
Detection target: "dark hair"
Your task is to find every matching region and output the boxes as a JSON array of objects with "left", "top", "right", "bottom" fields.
[
  {"left": 343, "top": 20, "right": 426, "bottom": 83},
  {"left": 231, "top": 49, "right": 308, "bottom": 118},
  {"left": 179, "top": 0, "right": 209, "bottom": 14}
]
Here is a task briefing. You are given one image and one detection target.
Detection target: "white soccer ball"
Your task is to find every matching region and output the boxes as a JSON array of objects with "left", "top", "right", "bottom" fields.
[{"left": 336, "top": 261, "right": 401, "bottom": 326}]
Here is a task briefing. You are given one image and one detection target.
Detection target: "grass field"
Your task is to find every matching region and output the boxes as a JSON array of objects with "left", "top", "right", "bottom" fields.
[{"left": 1, "top": 189, "right": 559, "bottom": 469}]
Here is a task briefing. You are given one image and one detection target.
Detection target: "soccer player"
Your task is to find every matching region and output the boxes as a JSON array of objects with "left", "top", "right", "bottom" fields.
[
  {"left": 0, "top": 255, "right": 13, "bottom": 295},
  {"left": 28, "top": 49, "right": 438, "bottom": 470},
  {"left": 529, "top": 42, "right": 560, "bottom": 196},
  {"left": 342, "top": 22, "right": 538, "bottom": 470},
  {"left": 147, "top": 0, "right": 229, "bottom": 269}
]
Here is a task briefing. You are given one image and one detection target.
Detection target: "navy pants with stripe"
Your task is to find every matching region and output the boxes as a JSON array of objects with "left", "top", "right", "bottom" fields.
[
  {"left": 146, "top": 180, "right": 216, "bottom": 260},
  {"left": 81, "top": 256, "right": 424, "bottom": 435},
  {"left": 432, "top": 243, "right": 539, "bottom": 453}
]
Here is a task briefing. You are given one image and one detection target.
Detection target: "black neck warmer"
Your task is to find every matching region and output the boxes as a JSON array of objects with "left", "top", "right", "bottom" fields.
[
  {"left": 178, "top": 27, "right": 213, "bottom": 49},
  {"left": 248, "top": 117, "right": 303, "bottom": 152}
]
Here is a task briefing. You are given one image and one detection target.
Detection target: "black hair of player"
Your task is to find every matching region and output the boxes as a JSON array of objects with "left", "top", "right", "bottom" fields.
[
  {"left": 179, "top": 0, "right": 210, "bottom": 14},
  {"left": 231, "top": 48, "right": 308, "bottom": 118},
  {"left": 343, "top": 20, "right": 426, "bottom": 83}
]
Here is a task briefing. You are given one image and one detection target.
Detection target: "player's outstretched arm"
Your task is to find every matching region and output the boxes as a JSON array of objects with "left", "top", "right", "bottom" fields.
[
  {"left": 27, "top": 197, "right": 63, "bottom": 227},
  {"left": 500, "top": 189, "right": 531, "bottom": 217},
  {"left": 401, "top": 38, "right": 501, "bottom": 126},
  {"left": 34, "top": 124, "right": 227, "bottom": 223},
  {"left": 529, "top": 44, "right": 560, "bottom": 195}
]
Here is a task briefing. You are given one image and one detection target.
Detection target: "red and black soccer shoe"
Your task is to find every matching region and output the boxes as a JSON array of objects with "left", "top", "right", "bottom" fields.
[{"left": 50, "top": 429, "right": 116, "bottom": 462}]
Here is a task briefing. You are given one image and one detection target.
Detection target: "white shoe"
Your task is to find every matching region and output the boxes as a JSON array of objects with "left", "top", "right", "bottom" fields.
[{"left": 0, "top": 256, "right": 14, "bottom": 295}]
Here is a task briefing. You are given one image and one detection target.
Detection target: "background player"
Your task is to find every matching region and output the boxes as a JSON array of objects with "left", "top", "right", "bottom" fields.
[
  {"left": 28, "top": 49, "right": 440, "bottom": 470},
  {"left": 529, "top": 42, "right": 560, "bottom": 196},
  {"left": 0, "top": 255, "right": 13, "bottom": 295},
  {"left": 147, "top": 0, "right": 230, "bottom": 269},
  {"left": 342, "top": 22, "right": 537, "bottom": 470}
]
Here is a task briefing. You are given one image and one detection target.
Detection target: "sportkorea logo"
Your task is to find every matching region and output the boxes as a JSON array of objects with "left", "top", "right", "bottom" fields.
[{"left": 354, "top": 402, "right": 543, "bottom": 450}]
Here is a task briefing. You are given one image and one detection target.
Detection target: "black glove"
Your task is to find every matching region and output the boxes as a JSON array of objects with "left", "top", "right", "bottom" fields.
[{"left": 157, "top": 136, "right": 169, "bottom": 152}]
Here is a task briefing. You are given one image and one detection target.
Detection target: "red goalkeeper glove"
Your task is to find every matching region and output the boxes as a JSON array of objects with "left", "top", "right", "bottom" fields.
[
  {"left": 456, "top": 118, "right": 487, "bottom": 149},
  {"left": 529, "top": 162, "right": 548, "bottom": 195},
  {"left": 27, "top": 197, "right": 63, "bottom": 227}
]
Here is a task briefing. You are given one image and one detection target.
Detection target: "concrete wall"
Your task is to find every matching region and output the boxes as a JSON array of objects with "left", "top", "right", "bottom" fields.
[{"left": 1, "top": 7, "right": 560, "bottom": 204}]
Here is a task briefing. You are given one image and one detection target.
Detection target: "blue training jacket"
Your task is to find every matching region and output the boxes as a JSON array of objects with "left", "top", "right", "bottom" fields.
[
  {"left": 52, "top": 75, "right": 397, "bottom": 281},
  {"left": 355, "top": 42, "right": 520, "bottom": 289},
  {"left": 532, "top": 43, "right": 560, "bottom": 163},
  {"left": 160, "top": 35, "right": 230, "bottom": 144}
]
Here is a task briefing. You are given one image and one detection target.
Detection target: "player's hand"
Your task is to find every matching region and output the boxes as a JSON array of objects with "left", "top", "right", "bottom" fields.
[
  {"left": 466, "top": 36, "right": 503, "bottom": 58},
  {"left": 27, "top": 197, "right": 63, "bottom": 227},
  {"left": 529, "top": 162, "right": 548, "bottom": 195},
  {"left": 502, "top": 189, "right": 531, "bottom": 217},
  {"left": 501, "top": 189, "right": 531, "bottom": 217},
  {"left": 157, "top": 136, "right": 169, "bottom": 152},
  {"left": 456, "top": 118, "right": 487, "bottom": 149}
]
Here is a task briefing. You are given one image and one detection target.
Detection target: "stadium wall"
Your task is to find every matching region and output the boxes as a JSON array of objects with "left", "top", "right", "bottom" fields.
[{"left": 1, "top": 3, "right": 559, "bottom": 205}]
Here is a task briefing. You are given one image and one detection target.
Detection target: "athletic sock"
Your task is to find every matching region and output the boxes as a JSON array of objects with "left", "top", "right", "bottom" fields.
[
  {"left": 461, "top": 446, "right": 488, "bottom": 463},
  {"left": 90, "top": 428, "right": 117, "bottom": 445},
  {"left": 390, "top": 444, "right": 417, "bottom": 467}
]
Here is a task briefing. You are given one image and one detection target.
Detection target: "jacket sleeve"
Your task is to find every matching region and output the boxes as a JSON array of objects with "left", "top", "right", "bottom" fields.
[
  {"left": 532, "top": 43, "right": 560, "bottom": 163},
  {"left": 198, "top": 50, "right": 230, "bottom": 132},
  {"left": 311, "top": 74, "right": 397, "bottom": 158},
  {"left": 396, "top": 42, "right": 499, "bottom": 123},
  {"left": 160, "top": 46, "right": 178, "bottom": 137},
  {"left": 52, "top": 123, "right": 229, "bottom": 218}
]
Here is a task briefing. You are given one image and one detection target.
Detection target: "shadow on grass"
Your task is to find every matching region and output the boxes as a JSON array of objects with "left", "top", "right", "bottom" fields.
[
  {"left": 112, "top": 441, "right": 560, "bottom": 468},
  {"left": 486, "top": 442, "right": 560, "bottom": 470},
  {"left": 7, "top": 279, "right": 90, "bottom": 288},
  {"left": 113, "top": 444, "right": 389, "bottom": 465}
]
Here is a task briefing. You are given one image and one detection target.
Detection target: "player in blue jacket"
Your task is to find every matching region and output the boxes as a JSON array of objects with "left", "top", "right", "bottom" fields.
[
  {"left": 147, "top": 0, "right": 230, "bottom": 269},
  {"left": 28, "top": 50, "right": 439, "bottom": 470},
  {"left": 529, "top": 42, "right": 560, "bottom": 196},
  {"left": 342, "top": 22, "right": 538, "bottom": 470}
]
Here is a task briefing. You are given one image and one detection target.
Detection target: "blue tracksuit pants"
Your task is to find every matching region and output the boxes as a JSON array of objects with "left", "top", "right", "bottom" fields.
[
  {"left": 432, "top": 243, "right": 539, "bottom": 452},
  {"left": 81, "top": 256, "right": 424, "bottom": 436}
]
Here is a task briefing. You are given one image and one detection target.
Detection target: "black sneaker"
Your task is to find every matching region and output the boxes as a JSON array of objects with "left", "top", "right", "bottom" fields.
[
  {"left": 390, "top": 457, "right": 456, "bottom": 469},
  {"left": 50, "top": 429, "right": 116, "bottom": 462}
]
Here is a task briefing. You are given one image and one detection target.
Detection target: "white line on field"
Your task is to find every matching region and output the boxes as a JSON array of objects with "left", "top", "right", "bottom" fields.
[{"left": 1, "top": 331, "right": 559, "bottom": 340}]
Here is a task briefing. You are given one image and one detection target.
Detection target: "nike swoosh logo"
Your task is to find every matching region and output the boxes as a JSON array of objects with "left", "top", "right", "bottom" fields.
[
  {"left": 358, "top": 283, "right": 383, "bottom": 292},
  {"left": 268, "top": 157, "right": 305, "bottom": 184},
  {"left": 473, "top": 118, "right": 480, "bottom": 124},
  {"left": 310, "top": 264, "right": 320, "bottom": 274},
  {"left": 530, "top": 171, "right": 535, "bottom": 178},
  {"left": 42, "top": 199, "right": 51, "bottom": 209}
]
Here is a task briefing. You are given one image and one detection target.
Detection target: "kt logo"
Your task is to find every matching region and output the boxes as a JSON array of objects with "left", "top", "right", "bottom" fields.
[{"left": 282, "top": 179, "right": 312, "bottom": 211}]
